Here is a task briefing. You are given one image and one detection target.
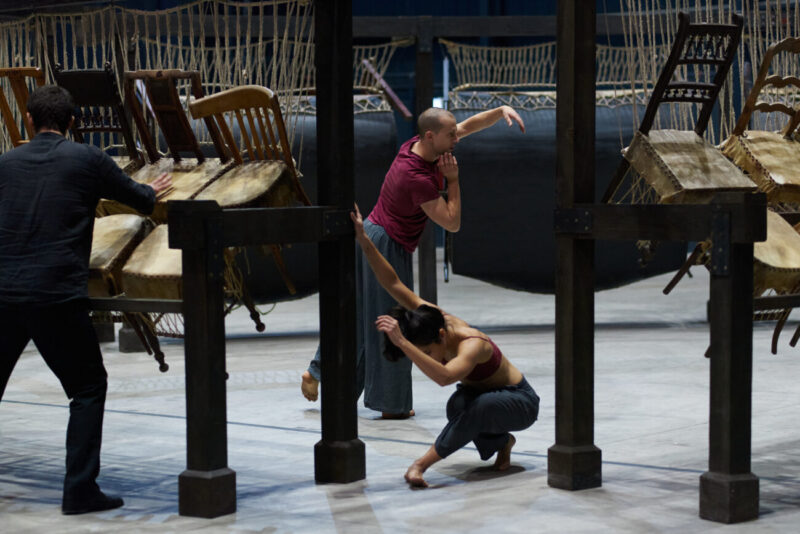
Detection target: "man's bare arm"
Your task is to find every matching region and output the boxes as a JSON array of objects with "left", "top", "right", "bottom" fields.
[{"left": 456, "top": 105, "right": 525, "bottom": 138}]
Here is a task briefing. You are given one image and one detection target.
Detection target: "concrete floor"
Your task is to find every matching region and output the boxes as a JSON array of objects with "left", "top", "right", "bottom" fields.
[{"left": 2, "top": 257, "right": 800, "bottom": 533}]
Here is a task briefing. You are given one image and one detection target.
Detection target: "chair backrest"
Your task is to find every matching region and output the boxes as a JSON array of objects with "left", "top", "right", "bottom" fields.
[
  {"left": 123, "top": 69, "right": 228, "bottom": 163},
  {"left": 53, "top": 62, "right": 140, "bottom": 161},
  {"left": 188, "top": 84, "right": 311, "bottom": 205},
  {"left": 732, "top": 38, "right": 800, "bottom": 138},
  {"left": 0, "top": 67, "right": 45, "bottom": 147},
  {"left": 639, "top": 12, "right": 743, "bottom": 136},
  {"left": 188, "top": 85, "right": 296, "bottom": 170}
]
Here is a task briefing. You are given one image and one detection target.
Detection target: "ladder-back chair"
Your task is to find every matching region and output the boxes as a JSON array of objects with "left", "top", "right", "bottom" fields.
[
  {"left": 53, "top": 62, "right": 142, "bottom": 171},
  {"left": 0, "top": 67, "right": 45, "bottom": 147},
  {"left": 602, "top": 12, "right": 747, "bottom": 204}
]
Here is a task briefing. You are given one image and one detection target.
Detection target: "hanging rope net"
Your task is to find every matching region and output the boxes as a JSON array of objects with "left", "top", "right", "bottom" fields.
[{"left": 440, "top": 38, "right": 666, "bottom": 114}]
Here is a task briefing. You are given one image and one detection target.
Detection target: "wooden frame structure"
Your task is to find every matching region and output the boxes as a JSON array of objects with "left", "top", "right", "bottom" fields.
[
  {"left": 79, "top": 3, "right": 771, "bottom": 524},
  {"left": 553, "top": 1, "right": 764, "bottom": 524}
]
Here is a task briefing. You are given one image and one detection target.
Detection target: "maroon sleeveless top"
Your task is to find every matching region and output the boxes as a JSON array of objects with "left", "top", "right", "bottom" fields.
[{"left": 461, "top": 336, "right": 503, "bottom": 381}]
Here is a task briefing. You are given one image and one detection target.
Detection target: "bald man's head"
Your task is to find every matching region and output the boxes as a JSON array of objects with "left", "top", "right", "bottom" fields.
[{"left": 417, "top": 107, "right": 455, "bottom": 137}]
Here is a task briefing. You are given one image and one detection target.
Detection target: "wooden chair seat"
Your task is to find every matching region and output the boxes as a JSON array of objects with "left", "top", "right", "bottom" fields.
[
  {"left": 89, "top": 214, "right": 152, "bottom": 297},
  {"left": 98, "top": 158, "right": 231, "bottom": 222},
  {"left": 624, "top": 129, "right": 756, "bottom": 204},
  {"left": 194, "top": 160, "right": 295, "bottom": 208},
  {"left": 722, "top": 130, "right": 800, "bottom": 204}
]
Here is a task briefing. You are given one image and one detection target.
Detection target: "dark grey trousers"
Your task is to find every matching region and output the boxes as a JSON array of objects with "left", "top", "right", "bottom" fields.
[
  {"left": 434, "top": 377, "right": 539, "bottom": 460},
  {"left": 308, "top": 219, "right": 414, "bottom": 413}
]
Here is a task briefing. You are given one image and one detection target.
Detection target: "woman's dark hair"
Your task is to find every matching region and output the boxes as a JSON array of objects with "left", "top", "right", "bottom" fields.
[
  {"left": 383, "top": 304, "right": 445, "bottom": 362},
  {"left": 27, "top": 85, "right": 75, "bottom": 134}
]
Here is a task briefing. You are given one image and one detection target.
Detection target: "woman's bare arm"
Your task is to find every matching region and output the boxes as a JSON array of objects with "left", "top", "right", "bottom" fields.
[
  {"left": 375, "top": 315, "right": 484, "bottom": 386},
  {"left": 352, "top": 205, "right": 430, "bottom": 311}
]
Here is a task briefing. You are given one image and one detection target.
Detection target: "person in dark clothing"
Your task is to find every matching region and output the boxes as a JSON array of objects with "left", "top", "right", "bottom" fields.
[{"left": 0, "top": 85, "right": 171, "bottom": 514}]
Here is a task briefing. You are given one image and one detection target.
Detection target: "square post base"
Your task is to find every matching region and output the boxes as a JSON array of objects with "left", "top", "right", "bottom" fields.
[
  {"left": 548, "top": 444, "right": 602, "bottom": 490},
  {"left": 178, "top": 467, "right": 236, "bottom": 518},
  {"left": 314, "top": 439, "right": 366, "bottom": 483},
  {"left": 699, "top": 471, "right": 759, "bottom": 524}
]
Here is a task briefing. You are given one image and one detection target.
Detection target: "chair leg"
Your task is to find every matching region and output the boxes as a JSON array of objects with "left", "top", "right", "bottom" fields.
[
  {"left": 789, "top": 321, "right": 800, "bottom": 347},
  {"left": 139, "top": 316, "right": 168, "bottom": 372},
  {"left": 238, "top": 278, "right": 265, "bottom": 332},
  {"left": 663, "top": 242, "right": 705, "bottom": 295},
  {"left": 293, "top": 178, "right": 312, "bottom": 206},
  {"left": 771, "top": 309, "right": 792, "bottom": 355},
  {"left": 122, "top": 312, "right": 154, "bottom": 356},
  {"left": 270, "top": 245, "right": 297, "bottom": 295},
  {"left": 600, "top": 159, "right": 631, "bottom": 204}
]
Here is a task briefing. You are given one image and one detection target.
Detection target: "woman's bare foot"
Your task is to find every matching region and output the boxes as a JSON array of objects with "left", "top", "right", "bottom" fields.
[
  {"left": 494, "top": 434, "right": 516, "bottom": 471},
  {"left": 301, "top": 371, "right": 319, "bottom": 402},
  {"left": 380, "top": 409, "right": 415, "bottom": 419},
  {"left": 404, "top": 461, "right": 429, "bottom": 488}
]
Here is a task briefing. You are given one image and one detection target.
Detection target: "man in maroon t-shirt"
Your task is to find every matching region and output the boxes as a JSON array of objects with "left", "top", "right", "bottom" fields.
[{"left": 302, "top": 105, "right": 525, "bottom": 417}]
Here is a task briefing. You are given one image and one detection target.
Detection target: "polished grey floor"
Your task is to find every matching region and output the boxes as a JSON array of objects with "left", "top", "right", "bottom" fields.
[{"left": 2, "top": 256, "right": 800, "bottom": 533}]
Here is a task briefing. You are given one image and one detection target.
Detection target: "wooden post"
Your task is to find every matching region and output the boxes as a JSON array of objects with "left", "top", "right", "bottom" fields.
[
  {"left": 415, "top": 15, "right": 438, "bottom": 304},
  {"left": 549, "top": 0, "right": 602, "bottom": 490},
  {"left": 172, "top": 201, "right": 236, "bottom": 517},
  {"left": 700, "top": 200, "right": 759, "bottom": 523},
  {"left": 313, "top": 0, "right": 366, "bottom": 483}
]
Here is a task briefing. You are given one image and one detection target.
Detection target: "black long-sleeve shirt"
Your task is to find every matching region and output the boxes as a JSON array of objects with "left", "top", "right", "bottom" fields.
[{"left": 0, "top": 132, "right": 155, "bottom": 305}]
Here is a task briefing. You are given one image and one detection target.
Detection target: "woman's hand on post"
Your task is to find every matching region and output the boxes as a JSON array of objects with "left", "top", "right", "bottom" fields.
[
  {"left": 350, "top": 202, "right": 366, "bottom": 240},
  {"left": 375, "top": 315, "right": 406, "bottom": 347}
]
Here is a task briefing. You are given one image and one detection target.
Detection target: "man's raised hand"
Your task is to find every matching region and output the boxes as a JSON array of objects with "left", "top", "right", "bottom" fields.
[{"left": 502, "top": 105, "right": 525, "bottom": 133}]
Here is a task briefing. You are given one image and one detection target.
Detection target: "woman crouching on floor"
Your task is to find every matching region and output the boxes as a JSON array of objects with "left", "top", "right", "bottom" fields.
[{"left": 351, "top": 204, "right": 540, "bottom": 488}]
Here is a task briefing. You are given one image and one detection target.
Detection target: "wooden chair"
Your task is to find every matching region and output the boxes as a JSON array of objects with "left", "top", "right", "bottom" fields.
[
  {"left": 721, "top": 37, "right": 800, "bottom": 204},
  {"left": 188, "top": 84, "right": 312, "bottom": 206},
  {"left": 602, "top": 12, "right": 746, "bottom": 204},
  {"left": 53, "top": 62, "right": 142, "bottom": 171},
  {"left": 94, "top": 69, "right": 233, "bottom": 222},
  {"left": 188, "top": 85, "right": 313, "bottom": 297},
  {"left": 0, "top": 67, "right": 45, "bottom": 147},
  {"left": 124, "top": 69, "right": 228, "bottom": 164},
  {"left": 116, "top": 71, "right": 268, "bottom": 333}
]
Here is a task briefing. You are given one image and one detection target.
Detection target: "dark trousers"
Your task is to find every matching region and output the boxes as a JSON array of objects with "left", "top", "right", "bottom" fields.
[
  {"left": 434, "top": 377, "right": 540, "bottom": 460},
  {"left": 0, "top": 299, "right": 108, "bottom": 505}
]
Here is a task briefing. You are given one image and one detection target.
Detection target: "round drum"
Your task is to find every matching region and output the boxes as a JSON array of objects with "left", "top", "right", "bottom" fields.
[
  {"left": 89, "top": 214, "right": 152, "bottom": 297},
  {"left": 753, "top": 209, "right": 800, "bottom": 295},
  {"left": 121, "top": 224, "right": 182, "bottom": 300}
]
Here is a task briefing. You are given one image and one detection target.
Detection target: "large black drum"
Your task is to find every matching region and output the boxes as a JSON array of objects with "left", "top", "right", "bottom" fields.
[{"left": 450, "top": 94, "right": 686, "bottom": 293}]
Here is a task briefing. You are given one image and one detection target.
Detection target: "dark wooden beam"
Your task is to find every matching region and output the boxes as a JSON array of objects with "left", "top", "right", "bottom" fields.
[
  {"left": 554, "top": 194, "right": 767, "bottom": 243},
  {"left": 701, "top": 238, "right": 759, "bottom": 523},
  {"left": 549, "top": 0, "right": 602, "bottom": 492},
  {"left": 415, "top": 16, "right": 438, "bottom": 304},
  {"left": 313, "top": 0, "right": 366, "bottom": 484},
  {"left": 170, "top": 201, "right": 235, "bottom": 518},
  {"left": 168, "top": 202, "right": 353, "bottom": 249}
]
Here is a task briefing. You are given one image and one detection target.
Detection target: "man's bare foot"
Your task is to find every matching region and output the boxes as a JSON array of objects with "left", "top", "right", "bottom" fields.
[
  {"left": 404, "top": 461, "right": 429, "bottom": 488},
  {"left": 494, "top": 434, "right": 516, "bottom": 471},
  {"left": 301, "top": 371, "right": 318, "bottom": 402},
  {"left": 380, "top": 409, "right": 415, "bottom": 419}
]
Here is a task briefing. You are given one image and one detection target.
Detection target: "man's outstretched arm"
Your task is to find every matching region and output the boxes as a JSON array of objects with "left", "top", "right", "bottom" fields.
[{"left": 456, "top": 105, "right": 525, "bottom": 139}]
